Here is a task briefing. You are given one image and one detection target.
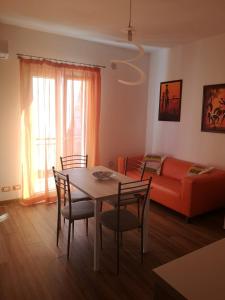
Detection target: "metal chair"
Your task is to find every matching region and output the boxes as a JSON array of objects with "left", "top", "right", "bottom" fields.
[
  {"left": 60, "top": 154, "right": 88, "bottom": 170},
  {"left": 124, "top": 157, "right": 146, "bottom": 180},
  {"left": 100, "top": 178, "right": 152, "bottom": 274},
  {"left": 109, "top": 159, "right": 147, "bottom": 218},
  {"left": 60, "top": 154, "right": 90, "bottom": 203},
  {"left": 52, "top": 167, "right": 94, "bottom": 260}
]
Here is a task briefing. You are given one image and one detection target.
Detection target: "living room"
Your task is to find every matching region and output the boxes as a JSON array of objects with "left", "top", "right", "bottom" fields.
[{"left": 0, "top": 1, "right": 225, "bottom": 299}]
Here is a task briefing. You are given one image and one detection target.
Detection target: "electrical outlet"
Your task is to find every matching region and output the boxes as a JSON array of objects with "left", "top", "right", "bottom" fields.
[
  {"left": 1, "top": 186, "right": 11, "bottom": 192},
  {"left": 13, "top": 184, "right": 21, "bottom": 191}
]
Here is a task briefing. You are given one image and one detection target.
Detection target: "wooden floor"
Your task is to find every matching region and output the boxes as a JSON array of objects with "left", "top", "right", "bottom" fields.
[{"left": 0, "top": 201, "right": 224, "bottom": 300}]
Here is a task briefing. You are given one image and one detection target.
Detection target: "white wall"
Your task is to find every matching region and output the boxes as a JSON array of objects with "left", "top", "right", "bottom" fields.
[
  {"left": 0, "top": 23, "right": 149, "bottom": 200},
  {"left": 146, "top": 33, "right": 225, "bottom": 169}
]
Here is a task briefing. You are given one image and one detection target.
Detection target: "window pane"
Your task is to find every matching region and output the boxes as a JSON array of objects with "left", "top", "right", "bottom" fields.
[
  {"left": 66, "top": 80, "right": 85, "bottom": 155},
  {"left": 32, "top": 77, "right": 56, "bottom": 193}
]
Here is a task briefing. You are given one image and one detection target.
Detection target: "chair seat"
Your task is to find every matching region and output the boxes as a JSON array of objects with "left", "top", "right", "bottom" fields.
[
  {"left": 70, "top": 190, "right": 90, "bottom": 202},
  {"left": 62, "top": 200, "right": 94, "bottom": 220},
  {"left": 100, "top": 209, "right": 140, "bottom": 232}
]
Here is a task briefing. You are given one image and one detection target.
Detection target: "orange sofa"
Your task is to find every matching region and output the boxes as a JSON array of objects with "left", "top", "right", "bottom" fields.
[{"left": 118, "top": 156, "right": 225, "bottom": 220}]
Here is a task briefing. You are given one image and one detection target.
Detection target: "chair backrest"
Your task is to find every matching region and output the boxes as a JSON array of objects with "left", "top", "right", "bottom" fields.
[
  {"left": 117, "top": 178, "right": 152, "bottom": 226},
  {"left": 60, "top": 154, "right": 88, "bottom": 170},
  {"left": 52, "top": 166, "right": 72, "bottom": 218},
  {"left": 125, "top": 158, "right": 147, "bottom": 180}
]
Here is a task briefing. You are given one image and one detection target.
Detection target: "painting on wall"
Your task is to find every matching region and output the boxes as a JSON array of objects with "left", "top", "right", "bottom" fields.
[
  {"left": 158, "top": 80, "right": 183, "bottom": 121},
  {"left": 201, "top": 84, "right": 225, "bottom": 133}
]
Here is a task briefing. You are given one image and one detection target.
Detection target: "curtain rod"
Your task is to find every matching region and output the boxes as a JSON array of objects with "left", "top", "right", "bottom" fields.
[{"left": 16, "top": 53, "right": 106, "bottom": 69}]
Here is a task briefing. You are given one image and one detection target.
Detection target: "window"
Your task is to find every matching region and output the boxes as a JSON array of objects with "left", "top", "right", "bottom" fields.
[
  {"left": 20, "top": 58, "right": 101, "bottom": 203},
  {"left": 32, "top": 77, "right": 56, "bottom": 193}
]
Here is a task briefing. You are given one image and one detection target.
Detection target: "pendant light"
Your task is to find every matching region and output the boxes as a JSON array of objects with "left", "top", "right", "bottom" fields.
[{"left": 111, "top": 0, "right": 145, "bottom": 86}]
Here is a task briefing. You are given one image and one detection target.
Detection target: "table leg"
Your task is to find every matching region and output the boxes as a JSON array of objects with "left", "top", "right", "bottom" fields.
[
  {"left": 94, "top": 199, "right": 101, "bottom": 271},
  {"left": 143, "top": 198, "right": 149, "bottom": 253}
]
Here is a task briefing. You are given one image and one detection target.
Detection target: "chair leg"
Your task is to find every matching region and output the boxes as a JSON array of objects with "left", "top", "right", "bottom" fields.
[
  {"left": 67, "top": 221, "right": 71, "bottom": 260},
  {"left": 120, "top": 232, "right": 123, "bottom": 247},
  {"left": 116, "top": 231, "right": 120, "bottom": 275},
  {"left": 56, "top": 204, "right": 61, "bottom": 246},
  {"left": 141, "top": 226, "right": 144, "bottom": 264},
  {"left": 137, "top": 200, "right": 140, "bottom": 219},
  {"left": 100, "top": 224, "right": 103, "bottom": 249},
  {"left": 58, "top": 213, "right": 61, "bottom": 230},
  {"left": 86, "top": 218, "right": 88, "bottom": 236},
  {"left": 56, "top": 215, "right": 60, "bottom": 247},
  {"left": 114, "top": 231, "right": 123, "bottom": 243},
  {"left": 63, "top": 195, "right": 66, "bottom": 224},
  {"left": 72, "top": 221, "right": 74, "bottom": 236}
]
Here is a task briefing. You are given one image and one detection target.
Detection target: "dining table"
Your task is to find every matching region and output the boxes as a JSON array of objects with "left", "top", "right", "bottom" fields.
[{"left": 62, "top": 165, "right": 150, "bottom": 271}]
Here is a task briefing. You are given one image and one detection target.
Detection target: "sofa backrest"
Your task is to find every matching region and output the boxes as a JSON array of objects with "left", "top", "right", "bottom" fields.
[{"left": 161, "top": 157, "right": 193, "bottom": 180}]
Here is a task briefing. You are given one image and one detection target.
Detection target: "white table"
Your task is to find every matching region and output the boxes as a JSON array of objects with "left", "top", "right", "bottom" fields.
[
  {"left": 153, "top": 238, "right": 225, "bottom": 300},
  {"left": 62, "top": 165, "right": 150, "bottom": 271}
]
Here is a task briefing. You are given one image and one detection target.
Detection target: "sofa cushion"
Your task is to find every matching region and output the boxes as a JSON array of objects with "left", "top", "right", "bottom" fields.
[
  {"left": 144, "top": 154, "right": 166, "bottom": 175},
  {"left": 161, "top": 157, "right": 193, "bottom": 181},
  {"left": 151, "top": 175, "right": 181, "bottom": 205},
  {"left": 187, "top": 165, "right": 214, "bottom": 176}
]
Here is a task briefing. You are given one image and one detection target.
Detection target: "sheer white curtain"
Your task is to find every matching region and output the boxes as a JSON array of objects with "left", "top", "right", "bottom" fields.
[{"left": 20, "top": 58, "right": 101, "bottom": 204}]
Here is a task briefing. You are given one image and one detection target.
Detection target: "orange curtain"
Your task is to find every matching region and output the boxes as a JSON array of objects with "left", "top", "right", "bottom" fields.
[{"left": 19, "top": 58, "right": 101, "bottom": 204}]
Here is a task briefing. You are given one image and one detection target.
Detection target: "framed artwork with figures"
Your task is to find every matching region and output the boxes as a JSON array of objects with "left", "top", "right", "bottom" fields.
[
  {"left": 158, "top": 80, "right": 183, "bottom": 122},
  {"left": 201, "top": 83, "right": 225, "bottom": 133}
]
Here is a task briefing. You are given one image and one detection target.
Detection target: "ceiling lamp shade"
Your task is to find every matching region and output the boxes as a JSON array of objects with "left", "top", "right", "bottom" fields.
[{"left": 111, "top": 0, "right": 146, "bottom": 86}]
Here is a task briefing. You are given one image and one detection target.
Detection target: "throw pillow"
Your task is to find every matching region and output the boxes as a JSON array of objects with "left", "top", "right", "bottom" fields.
[
  {"left": 143, "top": 154, "right": 166, "bottom": 175},
  {"left": 187, "top": 165, "right": 214, "bottom": 176}
]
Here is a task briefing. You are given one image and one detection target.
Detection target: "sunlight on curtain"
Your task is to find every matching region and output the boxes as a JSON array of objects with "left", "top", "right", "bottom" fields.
[
  {"left": 20, "top": 59, "right": 101, "bottom": 204},
  {"left": 65, "top": 80, "right": 86, "bottom": 156},
  {"left": 32, "top": 77, "right": 56, "bottom": 194}
]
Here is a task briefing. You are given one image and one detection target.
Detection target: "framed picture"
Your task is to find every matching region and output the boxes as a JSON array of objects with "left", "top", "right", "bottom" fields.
[
  {"left": 201, "top": 84, "right": 225, "bottom": 133},
  {"left": 158, "top": 80, "right": 183, "bottom": 121}
]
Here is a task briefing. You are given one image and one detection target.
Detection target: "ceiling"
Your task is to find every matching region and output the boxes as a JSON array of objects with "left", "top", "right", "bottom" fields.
[{"left": 1, "top": 0, "right": 225, "bottom": 51}]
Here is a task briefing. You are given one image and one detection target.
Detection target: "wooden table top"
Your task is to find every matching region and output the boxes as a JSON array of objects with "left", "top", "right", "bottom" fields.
[
  {"left": 153, "top": 238, "right": 225, "bottom": 300},
  {"left": 62, "top": 165, "right": 136, "bottom": 200}
]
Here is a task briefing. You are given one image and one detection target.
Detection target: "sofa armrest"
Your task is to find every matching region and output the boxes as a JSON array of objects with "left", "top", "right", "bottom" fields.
[
  {"left": 117, "top": 155, "right": 144, "bottom": 174},
  {"left": 182, "top": 172, "right": 225, "bottom": 217}
]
